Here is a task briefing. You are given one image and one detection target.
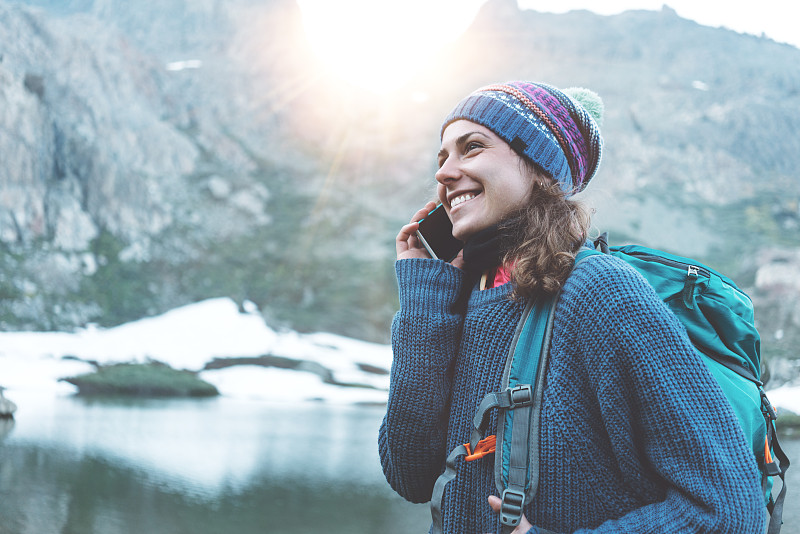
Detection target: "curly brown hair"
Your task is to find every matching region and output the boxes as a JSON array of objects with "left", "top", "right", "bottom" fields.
[{"left": 501, "top": 170, "right": 591, "bottom": 299}]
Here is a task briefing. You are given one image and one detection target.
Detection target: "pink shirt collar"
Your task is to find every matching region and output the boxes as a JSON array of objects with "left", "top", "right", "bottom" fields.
[{"left": 483, "top": 265, "right": 512, "bottom": 290}]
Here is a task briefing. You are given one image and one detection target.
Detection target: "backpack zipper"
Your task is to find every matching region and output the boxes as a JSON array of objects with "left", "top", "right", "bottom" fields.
[
  {"left": 623, "top": 251, "right": 708, "bottom": 310},
  {"left": 625, "top": 251, "right": 711, "bottom": 278},
  {"left": 621, "top": 250, "right": 753, "bottom": 308}
]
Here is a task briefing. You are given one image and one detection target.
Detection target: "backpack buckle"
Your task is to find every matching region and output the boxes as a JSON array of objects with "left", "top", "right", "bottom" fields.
[
  {"left": 507, "top": 385, "right": 533, "bottom": 408},
  {"left": 499, "top": 488, "right": 525, "bottom": 527},
  {"left": 760, "top": 389, "right": 777, "bottom": 420}
]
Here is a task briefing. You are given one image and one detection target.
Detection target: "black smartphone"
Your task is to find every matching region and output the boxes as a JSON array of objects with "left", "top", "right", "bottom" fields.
[{"left": 416, "top": 204, "right": 463, "bottom": 262}]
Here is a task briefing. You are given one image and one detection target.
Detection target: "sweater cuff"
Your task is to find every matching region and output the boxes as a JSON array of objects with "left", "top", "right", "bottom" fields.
[{"left": 395, "top": 258, "right": 463, "bottom": 313}]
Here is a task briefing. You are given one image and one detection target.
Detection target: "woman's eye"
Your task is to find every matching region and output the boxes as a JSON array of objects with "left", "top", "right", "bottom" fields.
[{"left": 465, "top": 141, "right": 483, "bottom": 153}]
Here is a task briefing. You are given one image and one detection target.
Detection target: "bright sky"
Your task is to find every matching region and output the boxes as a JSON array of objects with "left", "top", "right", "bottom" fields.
[
  {"left": 297, "top": 0, "right": 798, "bottom": 93},
  {"left": 297, "top": 0, "right": 486, "bottom": 91}
]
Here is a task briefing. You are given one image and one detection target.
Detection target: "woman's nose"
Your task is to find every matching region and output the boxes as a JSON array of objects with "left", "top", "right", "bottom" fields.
[{"left": 435, "top": 157, "right": 461, "bottom": 185}]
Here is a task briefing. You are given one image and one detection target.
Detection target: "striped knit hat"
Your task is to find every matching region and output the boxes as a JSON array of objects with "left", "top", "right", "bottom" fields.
[{"left": 441, "top": 81, "right": 604, "bottom": 196}]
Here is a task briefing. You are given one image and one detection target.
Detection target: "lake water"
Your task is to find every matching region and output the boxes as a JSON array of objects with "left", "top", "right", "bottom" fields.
[
  {"left": 0, "top": 394, "right": 797, "bottom": 533},
  {"left": 0, "top": 395, "right": 429, "bottom": 534}
]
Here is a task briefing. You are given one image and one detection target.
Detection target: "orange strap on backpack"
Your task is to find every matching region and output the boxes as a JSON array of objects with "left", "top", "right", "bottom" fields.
[
  {"left": 764, "top": 435, "right": 774, "bottom": 466},
  {"left": 464, "top": 434, "right": 497, "bottom": 462}
]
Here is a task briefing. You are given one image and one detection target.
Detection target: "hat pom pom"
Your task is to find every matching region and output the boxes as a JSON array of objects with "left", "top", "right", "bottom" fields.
[{"left": 564, "top": 87, "right": 604, "bottom": 126}]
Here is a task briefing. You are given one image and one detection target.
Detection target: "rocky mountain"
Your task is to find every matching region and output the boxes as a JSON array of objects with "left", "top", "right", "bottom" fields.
[{"left": 0, "top": 0, "right": 798, "bottom": 371}]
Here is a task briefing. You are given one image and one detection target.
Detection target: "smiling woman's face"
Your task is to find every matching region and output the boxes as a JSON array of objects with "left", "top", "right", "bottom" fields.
[{"left": 436, "top": 120, "right": 535, "bottom": 242}]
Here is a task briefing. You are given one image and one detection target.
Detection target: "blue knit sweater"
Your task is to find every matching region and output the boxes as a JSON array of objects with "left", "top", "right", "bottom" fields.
[{"left": 379, "top": 256, "right": 764, "bottom": 533}]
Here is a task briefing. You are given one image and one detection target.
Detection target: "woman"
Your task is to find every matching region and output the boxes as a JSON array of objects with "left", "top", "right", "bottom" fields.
[{"left": 378, "top": 81, "right": 764, "bottom": 533}]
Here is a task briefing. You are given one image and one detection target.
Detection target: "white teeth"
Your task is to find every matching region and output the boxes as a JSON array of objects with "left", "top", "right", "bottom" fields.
[{"left": 450, "top": 193, "right": 475, "bottom": 208}]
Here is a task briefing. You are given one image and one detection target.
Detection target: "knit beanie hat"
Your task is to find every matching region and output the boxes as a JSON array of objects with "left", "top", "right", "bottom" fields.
[{"left": 441, "top": 81, "right": 604, "bottom": 196}]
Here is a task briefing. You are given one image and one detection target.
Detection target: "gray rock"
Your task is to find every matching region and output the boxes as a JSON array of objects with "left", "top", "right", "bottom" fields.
[{"left": 0, "top": 387, "right": 17, "bottom": 418}]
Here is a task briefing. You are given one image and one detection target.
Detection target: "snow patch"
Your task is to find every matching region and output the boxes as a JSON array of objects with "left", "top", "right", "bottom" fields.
[{"left": 0, "top": 298, "right": 391, "bottom": 404}]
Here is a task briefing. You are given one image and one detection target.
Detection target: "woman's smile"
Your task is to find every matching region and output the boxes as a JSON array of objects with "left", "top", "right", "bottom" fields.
[{"left": 449, "top": 192, "right": 477, "bottom": 209}]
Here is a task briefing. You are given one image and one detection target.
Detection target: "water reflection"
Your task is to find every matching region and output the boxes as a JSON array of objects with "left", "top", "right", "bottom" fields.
[
  {"left": 0, "top": 395, "right": 429, "bottom": 534},
  {"left": 0, "top": 418, "right": 14, "bottom": 441}
]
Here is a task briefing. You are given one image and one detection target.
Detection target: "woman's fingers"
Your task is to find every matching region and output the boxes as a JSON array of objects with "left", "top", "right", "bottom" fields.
[
  {"left": 396, "top": 201, "right": 439, "bottom": 260},
  {"left": 396, "top": 221, "right": 422, "bottom": 256}
]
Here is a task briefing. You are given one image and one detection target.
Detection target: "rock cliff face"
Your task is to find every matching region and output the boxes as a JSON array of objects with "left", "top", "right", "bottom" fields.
[
  {"left": 1, "top": 0, "right": 313, "bottom": 251},
  {"left": 1, "top": 0, "right": 799, "bottom": 362},
  {"left": 0, "top": 3, "right": 192, "bottom": 326},
  {"left": 0, "top": 8, "right": 197, "bottom": 249}
]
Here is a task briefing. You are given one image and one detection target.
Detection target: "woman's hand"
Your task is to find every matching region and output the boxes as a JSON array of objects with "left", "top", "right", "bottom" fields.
[
  {"left": 396, "top": 201, "right": 465, "bottom": 269},
  {"left": 396, "top": 201, "right": 438, "bottom": 261},
  {"left": 485, "top": 495, "right": 533, "bottom": 534}
]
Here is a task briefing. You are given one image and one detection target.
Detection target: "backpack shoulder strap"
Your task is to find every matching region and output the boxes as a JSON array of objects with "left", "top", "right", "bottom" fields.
[
  {"left": 430, "top": 249, "right": 598, "bottom": 534},
  {"left": 763, "top": 392, "right": 791, "bottom": 534},
  {"left": 493, "top": 294, "right": 556, "bottom": 531},
  {"left": 430, "top": 291, "right": 559, "bottom": 533},
  {"left": 493, "top": 248, "right": 599, "bottom": 530}
]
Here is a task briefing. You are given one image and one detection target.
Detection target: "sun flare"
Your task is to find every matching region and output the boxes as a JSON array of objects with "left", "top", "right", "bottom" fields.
[{"left": 297, "top": 0, "right": 487, "bottom": 93}]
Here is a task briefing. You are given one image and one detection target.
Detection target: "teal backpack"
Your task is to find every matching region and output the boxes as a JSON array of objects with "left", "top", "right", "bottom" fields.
[{"left": 430, "top": 235, "right": 789, "bottom": 534}]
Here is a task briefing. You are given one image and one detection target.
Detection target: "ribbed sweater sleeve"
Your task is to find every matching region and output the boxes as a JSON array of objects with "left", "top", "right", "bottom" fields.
[
  {"left": 541, "top": 255, "right": 764, "bottom": 533},
  {"left": 378, "top": 258, "right": 465, "bottom": 504}
]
